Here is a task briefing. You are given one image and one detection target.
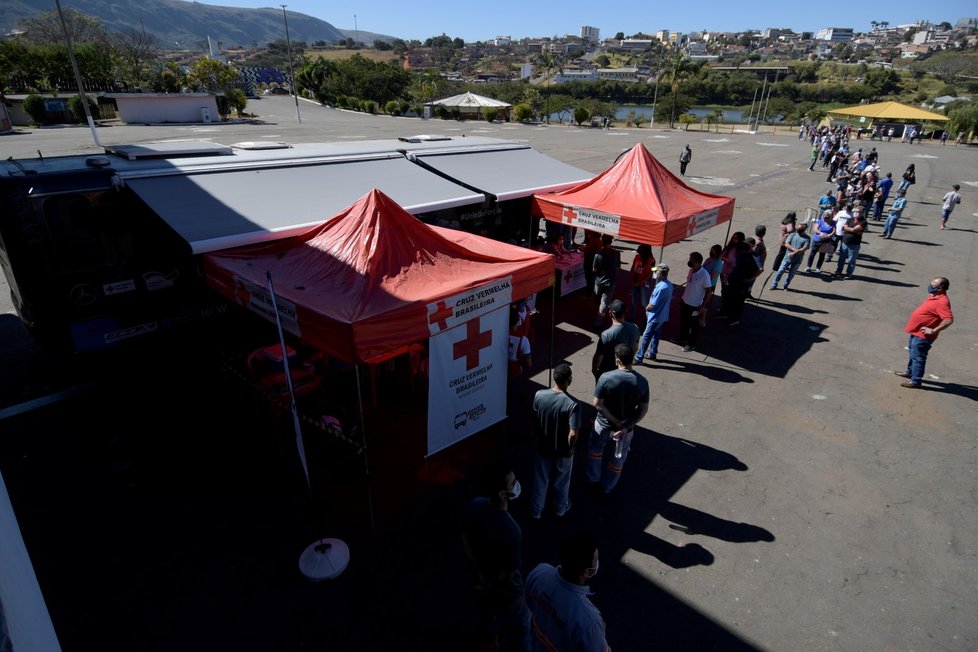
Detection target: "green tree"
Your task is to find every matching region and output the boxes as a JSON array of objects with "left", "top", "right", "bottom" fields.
[
  {"left": 678, "top": 113, "right": 697, "bottom": 131},
  {"left": 67, "top": 94, "right": 97, "bottom": 122},
  {"left": 537, "top": 51, "right": 557, "bottom": 123},
  {"left": 947, "top": 101, "right": 978, "bottom": 141},
  {"left": 514, "top": 102, "right": 533, "bottom": 122},
  {"left": 573, "top": 105, "right": 590, "bottom": 125},
  {"left": 224, "top": 88, "right": 247, "bottom": 118},
  {"left": 660, "top": 54, "right": 701, "bottom": 127},
  {"left": 187, "top": 57, "right": 240, "bottom": 94},
  {"left": 22, "top": 94, "right": 47, "bottom": 125},
  {"left": 482, "top": 107, "right": 498, "bottom": 122},
  {"left": 864, "top": 68, "right": 901, "bottom": 95}
]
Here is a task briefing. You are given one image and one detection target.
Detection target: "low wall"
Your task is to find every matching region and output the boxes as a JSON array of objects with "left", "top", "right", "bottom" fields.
[{"left": 110, "top": 93, "right": 220, "bottom": 124}]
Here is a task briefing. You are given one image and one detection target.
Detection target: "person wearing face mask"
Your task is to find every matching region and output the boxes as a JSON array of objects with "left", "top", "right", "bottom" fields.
[
  {"left": 463, "top": 462, "right": 531, "bottom": 652},
  {"left": 526, "top": 534, "right": 608, "bottom": 652},
  {"left": 895, "top": 278, "right": 954, "bottom": 389},
  {"left": 633, "top": 264, "right": 672, "bottom": 364},
  {"left": 677, "top": 252, "right": 712, "bottom": 353}
]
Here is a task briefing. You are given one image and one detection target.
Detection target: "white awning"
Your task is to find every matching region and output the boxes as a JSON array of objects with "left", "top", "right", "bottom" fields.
[
  {"left": 125, "top": 156, "right": 485, "bottom": 253},
  {"left": 409, "top": 146, "right": 593, "bottom": 202}
]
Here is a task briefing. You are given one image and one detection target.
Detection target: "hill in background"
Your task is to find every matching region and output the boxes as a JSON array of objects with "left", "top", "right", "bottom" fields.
[{"left": 0, "top": 0, "right": 394, "bottom": 50}]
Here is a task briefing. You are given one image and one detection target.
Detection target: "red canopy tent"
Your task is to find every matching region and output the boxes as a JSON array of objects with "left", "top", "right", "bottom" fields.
[
  {"left": 531, "top": 142, "right": 735, "bottom": 246},
  {"left": 204, "top": 188, "right": 555, "bottom": 365}
]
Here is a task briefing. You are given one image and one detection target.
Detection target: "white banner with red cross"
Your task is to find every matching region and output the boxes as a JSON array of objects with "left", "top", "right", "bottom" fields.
[
  {"left": 426, "top": 277, "right": 513, "bottom": 337},
  {"left": 558, "top": 204, "right": 621, "bottom": 236},
  {"left": 426, "top": 305, "right": 509, "bottom": 456}
]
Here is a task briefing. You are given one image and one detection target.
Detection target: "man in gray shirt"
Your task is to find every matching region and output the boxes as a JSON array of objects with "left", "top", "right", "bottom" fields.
[
  {"left": 587, "top": 343, "right": 650, "bottom": 495},
  {"left": 530, "top": 363, "right": 582, "bottom": 520},
  {"left": 591, "top": 299, "right": 639, "bottom": 383}
]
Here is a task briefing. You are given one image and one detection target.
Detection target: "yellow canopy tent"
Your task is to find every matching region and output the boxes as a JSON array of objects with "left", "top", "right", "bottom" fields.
[{"left": 826, "top": 101, "right": 948, "bottom": 122}]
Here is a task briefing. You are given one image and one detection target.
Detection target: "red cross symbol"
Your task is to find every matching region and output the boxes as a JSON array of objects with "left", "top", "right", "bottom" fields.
[
  {"left": 453, "top": 318, "right": 493, "bottom": 371},
  {"left": 561, "top": 205, "right": 578, "bottom": 224},
  {"left": 564, "top": 269, "right": 574, "bottom": 284},
  {"left": 428, "top": 300, "right": 453, "bottom": 332}
]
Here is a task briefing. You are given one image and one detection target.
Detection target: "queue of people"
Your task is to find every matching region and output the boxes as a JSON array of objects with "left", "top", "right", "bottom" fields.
[{"left": 464, "top": 125, "right": 966, "bottom": 650}]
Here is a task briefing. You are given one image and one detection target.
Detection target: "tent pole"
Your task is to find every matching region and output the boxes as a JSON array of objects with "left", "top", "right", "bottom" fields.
[
  {"left": 548, "top": 281, "right": 555, "bottom": 388},
  {"left": 266, "top": 271, "right": 310, "bottom": 489},
  {"left": 658, "top": 245, "right": 664, "bottom": 264},
  {"left": 723, "top": 218, "right": 733, "bottom": 245},
  {"left": 355, "top": 365, "right": 376, "bottom": 535}
]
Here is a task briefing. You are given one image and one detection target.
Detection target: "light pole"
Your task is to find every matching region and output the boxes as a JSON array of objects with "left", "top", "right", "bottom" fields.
[
  {"left": 354, "top": 14, "right": 359, "bottom": 49},
  {"left": 280, "top": 4, "right": 301, "bottom": 124},
  {"left": 651, "top": 63, "right": 662, "bottom": 127}
]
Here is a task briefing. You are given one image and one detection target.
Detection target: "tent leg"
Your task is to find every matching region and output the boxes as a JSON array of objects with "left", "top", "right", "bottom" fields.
[
  {"left": 723, "top": 219, "right": 733, "bottom": 246},
  {"left": 659, "top": 246, "right": 664, "bottom": 265},
  {"left": 355, "top": 365, "right": 376, "bottom": 535},
  {"left": 548, "top": 283, "right": 555, "bottom": 388}
]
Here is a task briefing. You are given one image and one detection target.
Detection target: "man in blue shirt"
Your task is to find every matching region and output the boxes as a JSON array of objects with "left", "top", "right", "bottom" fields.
[
  {"left": 817, "top": 188, "right": 837, "bottom": 212},
  {"left": 633, "top": 264, "right": 673, "bottom": 363},
  {"left": 873, "top": 172, "right": 894, "bottom": 220},
  {"left": 882, "top": 189, "right": 908, "bottom": 239}
]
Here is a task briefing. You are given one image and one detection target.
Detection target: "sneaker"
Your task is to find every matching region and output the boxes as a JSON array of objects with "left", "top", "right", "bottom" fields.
[
  {"left": 682, "top": 345, "right": 695, "bottom": 353},
  {"left": 632, "top": 356, "right": 643, "bottom": 366},
  {"left": 814, "top": 268, "right": 821, "bottom": 274},
  {"left": 804, "top": 267, "right": 811, "bottom": 272},
  {"left": 770, "top": 285, "right": 779, "bottom": 290},
  {"left": 648, "top": 355, "right": 657, "bottom": 361},
  {"left": 555, "top": 502, "right": 572, "bottom": 518}
]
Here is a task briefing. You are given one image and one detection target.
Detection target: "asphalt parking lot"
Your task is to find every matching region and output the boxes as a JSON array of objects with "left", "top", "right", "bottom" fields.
[{"left": 1, "top": 97, "right": 976, "bottom": 651}]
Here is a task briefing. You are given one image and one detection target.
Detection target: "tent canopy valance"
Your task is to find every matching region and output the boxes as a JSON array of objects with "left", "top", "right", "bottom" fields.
[
  {"left": 826, "top": 101, "right": 948, "bottom": 122},
  {"left": 204, "top": 189, "right": 554, "bottom": 365},
  {"left": 530, "top": 143, "right": 735, "bottom": 247}
]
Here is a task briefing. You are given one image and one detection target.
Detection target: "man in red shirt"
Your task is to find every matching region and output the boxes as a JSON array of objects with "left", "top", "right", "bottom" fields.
[{"left": 896, "top": 277, "right": 954, "bottom": 388}]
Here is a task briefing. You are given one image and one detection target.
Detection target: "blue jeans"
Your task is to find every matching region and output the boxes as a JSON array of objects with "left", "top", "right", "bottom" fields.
[
  {"left": 635, "top": 320, "right": 665, "bottom": 360},
  {"left": 941, "top": 208, "right": 953, "bottom": 224},
  {"left": 907, "top": 335, "right": 932, "bottom": 385},
  {"left": 772, "top": 252, "right": 803, "bottom": 288},
  {"left": 897, "top": 180, "right": 910, "bottom": 192},
  {"left": 587, "top": 425, "right": 632, "bottom": 494},
  {"left": 835, "top": 243, "right": 860, "bottom": 277},
  {"left": 882, "top": 213, "right": 901, "bottom": 237},
  {"left": 530, "top": 454, "right": 573, "bottom": 519}
]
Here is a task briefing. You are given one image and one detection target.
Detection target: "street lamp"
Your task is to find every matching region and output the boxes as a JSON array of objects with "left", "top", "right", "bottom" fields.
[{"left": 280, "top": 4, "right": 301, "bottom": 124}]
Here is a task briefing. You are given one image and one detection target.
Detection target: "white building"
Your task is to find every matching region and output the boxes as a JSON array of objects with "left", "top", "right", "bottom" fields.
[
  {"left": 619, "top": 39, "right": 653, "bottom": 52},
  {"left": 581, "top": 26, "right": 600, "bottom": 41},
  {"left": 554, "top": 69, "right": 599, "bottom": 84},
  {"left": 815, "top": 27, "right": 854, "bottom": 42},
  {"left": 598, "top": 67, "right": 639, "bottom": 82},
  {"left": 493, "top": 35, "right": 512, "bottom": 46},
  {"left": 519, "top": 63, "right": 534, "bottom": 80}
]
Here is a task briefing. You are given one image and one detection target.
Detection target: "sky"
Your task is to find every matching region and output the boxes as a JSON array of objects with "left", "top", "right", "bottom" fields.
[{"left": 199, "top": 0, "right": 974, "bottom": 42}]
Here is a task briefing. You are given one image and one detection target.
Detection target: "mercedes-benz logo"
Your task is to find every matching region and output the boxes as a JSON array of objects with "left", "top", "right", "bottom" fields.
[{"left": 70, "top": 283, "right": 98, "bottom": 306}]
